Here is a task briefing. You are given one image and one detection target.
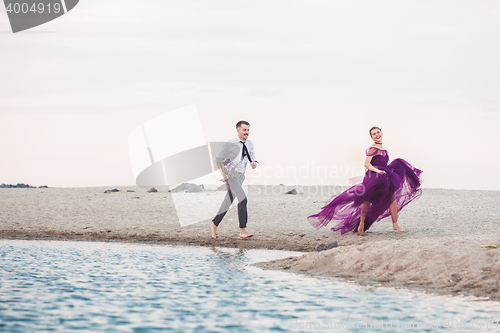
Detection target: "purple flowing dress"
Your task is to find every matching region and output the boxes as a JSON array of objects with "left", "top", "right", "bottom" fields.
[{"left": 307, "top": 147, "right": 423, "bottom": 234}]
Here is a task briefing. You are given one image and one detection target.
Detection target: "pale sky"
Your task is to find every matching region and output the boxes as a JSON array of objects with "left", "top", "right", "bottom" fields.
[{"left": 1, "top": 1, "right": 499, "bottom": 190}]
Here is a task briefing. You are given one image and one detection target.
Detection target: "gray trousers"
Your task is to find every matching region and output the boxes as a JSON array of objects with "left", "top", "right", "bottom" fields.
[{"left": 212, "top": 175, "right": 247, "bottom": 228}]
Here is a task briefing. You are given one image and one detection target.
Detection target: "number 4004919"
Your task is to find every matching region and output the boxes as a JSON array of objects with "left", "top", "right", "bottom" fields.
[{"left": 5, "top": 2, "right": 62, "bottom": 14}]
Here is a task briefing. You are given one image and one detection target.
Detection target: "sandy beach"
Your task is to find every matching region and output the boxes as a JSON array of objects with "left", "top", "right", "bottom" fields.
[{"left": 1, "top": 185, "right": 499, "bottom": 300}]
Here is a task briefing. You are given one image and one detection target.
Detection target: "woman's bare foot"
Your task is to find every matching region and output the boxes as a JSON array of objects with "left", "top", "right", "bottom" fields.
[
  {"left": 357, "top": 221, "right": 364, "bottom": 236},
  {"left": 240, "top": 228, "right": 254, "bottom": 239},
  {"left": 209, "top": 223, "right": 217, "bottom": 238},
  {"left": 393, "top": 223, "right": 405, "bottom": 232}
]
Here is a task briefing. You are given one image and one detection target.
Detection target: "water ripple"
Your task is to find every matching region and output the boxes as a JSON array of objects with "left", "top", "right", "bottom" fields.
[{"left": 1, "top": 240, "right": 500, "bottom": 332}]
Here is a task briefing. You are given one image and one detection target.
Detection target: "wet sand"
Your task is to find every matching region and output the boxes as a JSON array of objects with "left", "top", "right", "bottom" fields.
[{"left": 1, "top": 186, "right": 499, "bottom": 300}]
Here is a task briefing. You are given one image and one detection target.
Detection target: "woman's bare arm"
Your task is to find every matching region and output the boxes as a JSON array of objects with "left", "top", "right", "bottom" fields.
[{"left": 364, "top": 155, "right": 385, "bottom": 174}]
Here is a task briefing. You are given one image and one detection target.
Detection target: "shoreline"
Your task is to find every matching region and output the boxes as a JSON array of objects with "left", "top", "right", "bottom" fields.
[
  {"left": 1, "top": 186, "right": 499, "bottom": 301},
  {"left": 0, "top": 234, "right": 310, "bottom": 252},
  {"left": 0, "top": 228, "right": 319, "bottom": 252},
  {"left": 264, "top": 268, "right": 496, "bottom": 302}
]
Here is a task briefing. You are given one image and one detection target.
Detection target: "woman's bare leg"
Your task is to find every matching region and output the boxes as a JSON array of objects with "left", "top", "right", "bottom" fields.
[
  {"left": 390, "top": 195, "right": 404, "bottom": 232},
  {"left": 358, "top": 201, "right": 370, "bottom": 235}
]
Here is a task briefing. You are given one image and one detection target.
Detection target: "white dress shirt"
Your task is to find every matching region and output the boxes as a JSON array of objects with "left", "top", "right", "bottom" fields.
[{"left": 216, "top": 136, "right": 256, "bottom": 173}]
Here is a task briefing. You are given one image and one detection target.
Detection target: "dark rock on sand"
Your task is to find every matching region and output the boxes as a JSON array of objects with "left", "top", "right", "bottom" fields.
[
  {"left": 1, "top": 183, "right": 36, "bottom": 188},
  {"left": 216, "top": 184, "right": 228, "bottom": 191},
  {"left": 147, "top": 187, "right": 158, "bottom": 193},
  {"left": 316, "top": 241, "right": 338, "bottom": 252},
  {"left": 169, "top": 183, "right": 204, "bottom": 193},
  {"left": 286, "top": 189, "right": 298, "bottom": 195}
]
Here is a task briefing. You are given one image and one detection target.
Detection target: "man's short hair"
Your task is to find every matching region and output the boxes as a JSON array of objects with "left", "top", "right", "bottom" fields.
[{"left": 236, "top": 120, "right": 250, "bottom": 129}]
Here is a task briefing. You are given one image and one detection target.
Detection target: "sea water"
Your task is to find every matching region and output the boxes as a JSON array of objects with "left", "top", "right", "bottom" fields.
[{"left": 0, "top": 239, "right": 499, "bottom": 332}]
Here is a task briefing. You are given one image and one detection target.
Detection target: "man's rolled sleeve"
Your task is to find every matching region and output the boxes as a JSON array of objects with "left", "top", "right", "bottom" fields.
[{"left": 215, "top": 142, "right": 230, "bottom": 163}]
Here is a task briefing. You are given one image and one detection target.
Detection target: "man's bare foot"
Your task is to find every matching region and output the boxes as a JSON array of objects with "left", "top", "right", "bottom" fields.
[
  {"left": 210, "top": 223, "right": 217, "bottom": 238},
  {"left": 357, "top": 221, "right": 364, "bottom": 236},
  {"left": 239, "top": 228, "right": 253, "bottom": 238},
  {"left": 393, "top": 223, "right": 405, "bottom": 232}
]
